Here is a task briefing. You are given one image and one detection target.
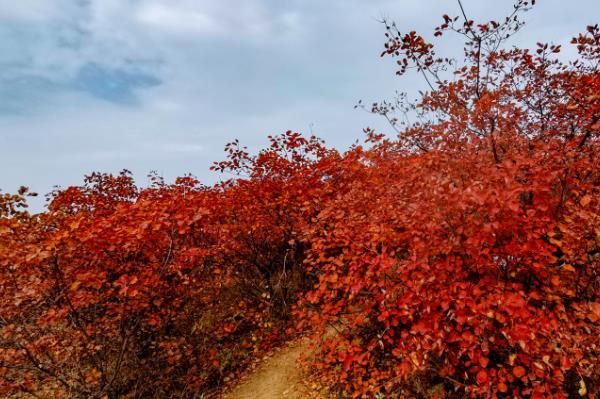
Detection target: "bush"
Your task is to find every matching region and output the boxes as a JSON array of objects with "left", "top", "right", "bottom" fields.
[
  {"left": 298, "top": 3, "right": 600, "bottom": 398},
  {"left": 0, "top": 134, "right": 334, "bottom": 398}
]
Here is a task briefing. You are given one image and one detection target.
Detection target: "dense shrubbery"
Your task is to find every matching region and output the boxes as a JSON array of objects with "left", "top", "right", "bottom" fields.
[
  {"left": 0, "top": 133, "right": 334, "bottom": 398},
  {"left": 0, "top": 2, "right": 598, "bottom": 398},
  {"left": 298, "top": 3, "right": 600, "bottom": 397}
]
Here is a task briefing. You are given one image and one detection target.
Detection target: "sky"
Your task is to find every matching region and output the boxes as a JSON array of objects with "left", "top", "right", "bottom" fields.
[{"left": 1, "top": 0, "right": 598, "bottom": 212}]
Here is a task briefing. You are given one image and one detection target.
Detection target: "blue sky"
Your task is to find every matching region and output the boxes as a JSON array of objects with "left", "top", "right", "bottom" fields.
[{"left": 1, "top": 0, "right": 598, "bottom": 211}]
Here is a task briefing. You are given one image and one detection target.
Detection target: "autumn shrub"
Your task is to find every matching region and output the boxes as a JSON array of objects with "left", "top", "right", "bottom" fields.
[
  {"left": 298, "top": 2, "right": 600, "bottom": 398},
  {"left": 300, "top": 139, "right": 599, "bottom": 398},
  {"left": 0, "top": 133, "right": 337, "bottom": 398}
]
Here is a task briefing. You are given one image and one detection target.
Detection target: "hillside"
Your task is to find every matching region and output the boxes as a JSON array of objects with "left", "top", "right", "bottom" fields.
[{"left": 1, "top": 2, "right": 598, "bottom": 398}]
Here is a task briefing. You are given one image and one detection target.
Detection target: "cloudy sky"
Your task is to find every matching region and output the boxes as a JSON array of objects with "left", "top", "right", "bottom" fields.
[{"left": 1, "top": 0, "right": 598, "bottom": 211}]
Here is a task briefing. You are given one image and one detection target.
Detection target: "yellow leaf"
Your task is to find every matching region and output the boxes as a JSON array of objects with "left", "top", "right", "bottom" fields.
[
  {"left": 69, "top": 281, "right": 81, "bottom": 291},
  {"left": 542, "top": 355, "right": 551, "bottom": 366},
  {"left": 578, "top": 379, "right": 587, "bottom": 396}
]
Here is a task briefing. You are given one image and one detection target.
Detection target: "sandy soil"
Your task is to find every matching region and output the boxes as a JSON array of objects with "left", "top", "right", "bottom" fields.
[{"left": 224, "top": 339, "right": 309, "bottom": 399}]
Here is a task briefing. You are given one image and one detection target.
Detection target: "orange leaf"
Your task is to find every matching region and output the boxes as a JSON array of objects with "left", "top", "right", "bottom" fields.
[
  {"left": 580, "top": 195, "right": 592, "bottom": 207},
  {"left": 497, "top": 382, "right": 508, "bottom": 393},
  {"left": 476, "top": 369, "right": 489, "bottom": 385},
  {"left": 589, "top": 302, "right": 600, "bottom": 323},
  {"left": 513, "top": 365, "right": 526, "bottom": 378}
]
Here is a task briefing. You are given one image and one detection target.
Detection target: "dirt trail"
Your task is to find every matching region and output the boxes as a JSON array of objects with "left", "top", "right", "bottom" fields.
[{"left": 224, "top": 339, "right": 310, "bottom": 399}]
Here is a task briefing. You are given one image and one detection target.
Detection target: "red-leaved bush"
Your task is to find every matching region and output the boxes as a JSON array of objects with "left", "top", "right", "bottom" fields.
[
  {"left": 0, "top": 1, "right": 598, "bottom": 398},
  {"left": 298, "top": 2, "right": 600, "bottom": 398},
  {"left": 0, "top": 135, "right": 335, "bottom": 398}
]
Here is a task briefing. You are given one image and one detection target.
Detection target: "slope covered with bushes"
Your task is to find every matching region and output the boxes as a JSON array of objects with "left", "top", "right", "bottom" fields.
[{"left": 1, "top": 2, "right": 598, "bottom": 398}]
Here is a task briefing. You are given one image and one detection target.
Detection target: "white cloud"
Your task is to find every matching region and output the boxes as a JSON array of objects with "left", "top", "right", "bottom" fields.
[
  {"left": 0, "top": 0, "right": 162, "bottom": 110},
  {"left": 135, "top": 0, "right": 300, "bottom": 38},
  {"left": 2, "top": 0, "right": 600, "bottom": 215},
  {"left": 137, "top": 3, "right": 222, "bottom": 35},
  {"left": 0, "top": 0, "right": 61, "bottom": 21},
  {"left": 157, "top": 143, "right": 205, "bottom": 153}
]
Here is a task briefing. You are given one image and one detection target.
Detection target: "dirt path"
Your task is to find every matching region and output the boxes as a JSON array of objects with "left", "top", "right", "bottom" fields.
[{"left": 224, "top": 339, "right": 309, "bottom": 399}]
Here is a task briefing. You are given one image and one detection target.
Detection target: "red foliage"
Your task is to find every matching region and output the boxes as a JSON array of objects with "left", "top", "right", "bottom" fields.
[
  {"left": 298, "top": 4, "right": 600, "bottom": 398},
  {"left": 0, "top": 134, "right": 335, "bottom": 398},
  {"left": 0, "top": 2, "right": 598, "bottom": 399}
]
